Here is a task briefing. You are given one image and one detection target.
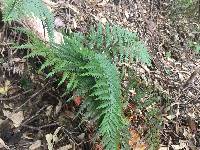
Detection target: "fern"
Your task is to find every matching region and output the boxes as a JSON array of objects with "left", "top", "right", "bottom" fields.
[
  {"left": 12, "top": 22, "right": 152, "bottom": 149},
  {"left": 2, "top": 0, "right": 54, "bottom": 41},
  {"left": 19, "top": 31, "right": 125, "bottom": 149},
  {"left": 86, "top": 23, "right": 151, "bottom": 65}
]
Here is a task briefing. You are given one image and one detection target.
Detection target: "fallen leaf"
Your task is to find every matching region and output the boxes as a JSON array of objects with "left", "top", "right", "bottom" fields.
[
  {"left": 77, "top": 133, "right": 85, "bottom": 140},
  {"left": 55, "top": 100, "right": 62, "bottom": 115},
  {"left": 46, "top": 133, "right": 54, "bottom": 150},
  {"left": 3, "top": 110, "right": 24, "bottom": 127},
  {"left": 2, "top": 109, "right": 12, "bottom": 118},
  {"left": 73, "top": 18, "right": 77, "bottom": 29},
  {"left": 0, "top": 119, "right": 4, "bottom": 126},
  {"left": 100, "top": 18, "right": 107, "bottom": 24},
  {"left": 94, "top": 143, "right": 103, "bottom": 150},
  {"left": 55, "top": 17, "right": 65, "bottom": 28},
  {"left": 65, "top": 110, "right": 75, "bottom": 119},
  {"left": 10, "top": 111, "right": 24, "bottom": 127},
  {"left": 129, "top": 129, "right": 147, "bottom": 150},
  {"left": 29, "top": 140, "right": 42, "bottom": 150},
  {"left": 0, "top": 138, "right": 10, "bottom": 149},
  {"left": 53, "top": 127, "right": 62, "bottom": 143},
  {"left": 46, "top": 105, "right": 53, "bottom": 117},
  {"left": 46, "top": 127, "right": 62, "bottom": 150},
  {"left": 133, "top": 143, "right": 147, "bottom": 150},
  {"left": 129, "top": 129, "right": 140, "bottom": 147},
  {"left": 159, "top": 146, "right": 169, "bottom": 150},
  {"left": 58, "top": 144, "right": 72, "bottom": 150},
  {"left": 74, "top": 96, "right": 82, "bottom": 106},
  {"left": 22, "top": 133, "right": 34, "bottom": 140},
  {"left": 166, "top": 114, "right": 176, "bottom": 120},
  {"left": 0, "top": 80, "right": 10, "bottom": 95},
  {"left": 129, "top": 89, "right": 136, "bottom": 97}
]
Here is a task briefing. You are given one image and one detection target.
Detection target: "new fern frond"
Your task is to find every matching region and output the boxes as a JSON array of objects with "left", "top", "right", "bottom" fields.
[{"left": 2, "top": 0, "right": 54, "bottom": 41}]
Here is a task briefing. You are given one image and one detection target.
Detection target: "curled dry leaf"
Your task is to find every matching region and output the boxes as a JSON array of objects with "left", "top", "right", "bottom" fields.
[
  {"left": 55, "top": 100, "right": 62, "bottom": 115},
  {"left": 46, "top": 105, "right": 53, "bottom": 117},
  {"left": 46, "top": 127, "right": 62, "bottom": 150},
  {"left": 46, "top": 133, "right": 54, "bottom": 150}
]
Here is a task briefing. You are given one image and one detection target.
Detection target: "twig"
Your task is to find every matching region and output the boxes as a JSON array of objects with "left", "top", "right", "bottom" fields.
[
  {"left": 182, "top": 67, "right": 200, "bottom": 89},
  {"left": 21, "top": 122, "right": 59, "bottom": 131},
  {"left": 0, "top": 89, "right": 32, "bottom": 101},
  {"left": 21, "top": 105, "right": 47, "bottom": 125}
]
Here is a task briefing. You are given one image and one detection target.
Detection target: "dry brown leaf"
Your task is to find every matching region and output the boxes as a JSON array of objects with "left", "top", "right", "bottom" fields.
[
  {"left": 11, "top": 111, "right": 24, "bottom": 127},
  {"left": 129, "top": 129, "right": 147, "bottom": 150},
  {"left": 77, "top": 133, "right": 85, "bottom": 140},
  {"left": 22, "top": 133, "right": 34, "bottom": 140},
  {"left": 73, "top": 18, "right": 77, "bottom": 29},
  {"left": 159, "top": 146, "right": 169, "bottom": 150},
  {"left": 46, "top": 105, "right": 53, "bottom": 117},
  {"left": 173, "top": 140, "right": 189, "bottom": 149},
  {"left": 55, "top": 17, "right": 65, "bottom": 28},
  {"left": 58, "top": 144, "right": 72, "bottom": 150},
  {"left": 65, "top": 110, "right": 75, "bottom": 119},
  {"left": 3, "top": 110, "right": 24, "bottom": 127},
  {"left": 0, "top": 119, "right": 4, "bottom": 126},
  {"left": 46, "top": 127, "right": 62, "bottom": 150},
  {"left": 133, "top": 143, "right": 147, "bottom": 150},
  {"left": 129, "top": 129, "right": 140, "bottom": 147},
  {"left": 0, "top": 138, "right": 10, "bottom": 149},
  {"left": 55, "top": 100, "right": 62, "bottom": 115},
  {"left": 29, "top": 140, "right": 42, "bottom": 150}
]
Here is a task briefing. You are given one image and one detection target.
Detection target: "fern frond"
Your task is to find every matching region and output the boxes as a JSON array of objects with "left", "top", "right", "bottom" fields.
[
  {"left": 2, "top": 0, "right": 54, "bottom": 41},
  {"left": 15, "top": 25, "right": 146, "bottom": 149},
  {"left": 86, "top": 23, "right": 151, "bottom": 66},
  {"left": 82, "top": 53, "right": 124, "bottom": 149}
]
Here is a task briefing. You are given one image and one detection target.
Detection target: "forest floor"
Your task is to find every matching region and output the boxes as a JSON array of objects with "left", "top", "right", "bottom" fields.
[{"left": 0, "top": 0, "right": 200, "bottom": 150}]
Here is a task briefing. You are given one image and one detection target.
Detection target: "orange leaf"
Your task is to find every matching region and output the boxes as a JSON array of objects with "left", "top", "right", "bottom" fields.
[
  {"left": 129, "top": 129, "right": 140, "bottom": 147},
  {"left": 74, "top": 96, "right": 82, "bottom": 106},
  {"left": 128, "top": 129, "right": 148, "bottom": 149}
]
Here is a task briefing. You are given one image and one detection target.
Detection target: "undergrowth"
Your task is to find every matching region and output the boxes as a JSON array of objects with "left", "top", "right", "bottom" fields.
[
  {"left": 124, "top": 69, "right": 163, "bottom": 150},
  {"left": 1, "top": 0, "right": 163, "bottom": 149}
]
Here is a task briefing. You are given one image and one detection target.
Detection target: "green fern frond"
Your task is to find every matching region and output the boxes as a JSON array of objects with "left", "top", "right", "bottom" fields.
[
  {"left": 2, "top": 0, "right": 54, "bottom": 42},
  {"left": 82, "top": 53, "right": 124, "bottom": 149},
  {"left": 86, "top": 23, "right": 151, "bottom": 65}
]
